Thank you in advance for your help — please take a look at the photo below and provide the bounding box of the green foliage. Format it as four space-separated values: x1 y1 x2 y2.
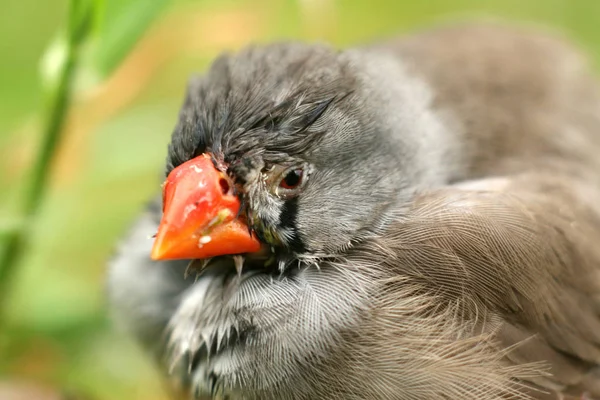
0 0 170 395
0 0 95 321
90 0 170 78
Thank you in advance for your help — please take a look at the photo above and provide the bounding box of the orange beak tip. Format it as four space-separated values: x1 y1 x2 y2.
149 229 176 261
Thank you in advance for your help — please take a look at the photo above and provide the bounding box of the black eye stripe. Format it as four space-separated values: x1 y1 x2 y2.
278 197 306 254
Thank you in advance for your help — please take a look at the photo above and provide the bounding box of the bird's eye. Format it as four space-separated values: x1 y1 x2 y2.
279 169 304 189
270 165 309 199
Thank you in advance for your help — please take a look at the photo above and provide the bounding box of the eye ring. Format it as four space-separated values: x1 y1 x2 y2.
274 165 308 198
279 169 303 189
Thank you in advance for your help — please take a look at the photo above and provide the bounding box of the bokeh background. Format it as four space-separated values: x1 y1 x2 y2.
1 0 599 399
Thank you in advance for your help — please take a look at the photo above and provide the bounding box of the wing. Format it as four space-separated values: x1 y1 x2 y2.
377 173 600 399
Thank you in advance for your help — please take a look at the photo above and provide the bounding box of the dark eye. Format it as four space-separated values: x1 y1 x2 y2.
279 169 304 189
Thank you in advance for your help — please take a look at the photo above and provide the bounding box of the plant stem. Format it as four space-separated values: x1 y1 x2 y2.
0 0 92 322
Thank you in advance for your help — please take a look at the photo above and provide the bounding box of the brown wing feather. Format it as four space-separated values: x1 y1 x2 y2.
367 174 600 398
363 23 600 399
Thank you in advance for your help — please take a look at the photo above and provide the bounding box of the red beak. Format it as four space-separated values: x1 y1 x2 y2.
150 154 262 260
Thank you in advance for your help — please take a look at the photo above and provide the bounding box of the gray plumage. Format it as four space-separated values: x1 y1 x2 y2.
108 22 600 399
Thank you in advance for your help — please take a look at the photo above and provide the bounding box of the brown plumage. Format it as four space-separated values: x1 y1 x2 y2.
366 23 600 398
368 23 600 398
108 22 600 399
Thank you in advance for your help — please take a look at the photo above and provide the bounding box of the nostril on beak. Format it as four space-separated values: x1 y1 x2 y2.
219 178 231 195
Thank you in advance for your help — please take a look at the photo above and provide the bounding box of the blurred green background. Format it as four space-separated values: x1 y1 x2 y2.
1 0 599 399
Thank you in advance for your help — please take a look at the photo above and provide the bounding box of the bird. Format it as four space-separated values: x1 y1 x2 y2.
107 21 600 400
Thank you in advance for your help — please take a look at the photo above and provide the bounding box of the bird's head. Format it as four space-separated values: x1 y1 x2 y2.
138 41 453 398
150 42 447 272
